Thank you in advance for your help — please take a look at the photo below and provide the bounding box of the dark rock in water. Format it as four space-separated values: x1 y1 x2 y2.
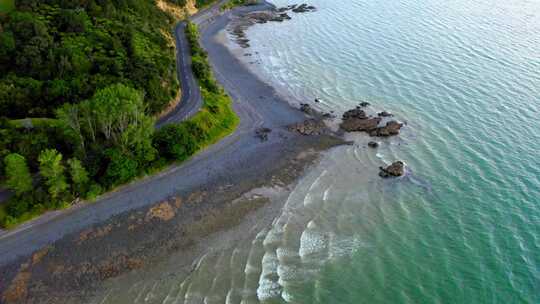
368 141 379 148
287 119 326 136
379 161 405 178
369 120 403 137
342 108 367 120
292 3 317 13
299 103 316 115
358 101 371 107
255 127 272 141
341 116 381 132
341 106 404 135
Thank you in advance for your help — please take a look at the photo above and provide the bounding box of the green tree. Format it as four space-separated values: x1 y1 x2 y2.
67 158 89 196
3 153 33 196
38 149 68 200
153 124 198 161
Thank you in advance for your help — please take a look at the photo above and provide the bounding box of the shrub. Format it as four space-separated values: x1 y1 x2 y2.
153 124 198 161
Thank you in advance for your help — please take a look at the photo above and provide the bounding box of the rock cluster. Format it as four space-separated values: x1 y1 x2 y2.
379 161 405 178
278 3 317 13
340 106 403 137
230 4 316 48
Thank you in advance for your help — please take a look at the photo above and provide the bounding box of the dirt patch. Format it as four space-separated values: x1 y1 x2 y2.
156 0 196 21
31 247 51 266
2 268 31 303
145 202 176 222
187 191 207 204
77 224 113 245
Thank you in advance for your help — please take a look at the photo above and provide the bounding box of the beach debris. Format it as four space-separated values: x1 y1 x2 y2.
287 119 325 135
368 141 379 148
255 127 272 141
379 161 405 178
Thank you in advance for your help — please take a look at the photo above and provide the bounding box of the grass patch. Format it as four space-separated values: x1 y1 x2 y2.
222 0 258 11
9 118 59 129
0 204 6 224
0 0 14 14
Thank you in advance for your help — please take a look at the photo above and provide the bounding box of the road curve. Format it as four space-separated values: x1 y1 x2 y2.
0 1 228 246
156 0 230 128
0 1 306 267
156 22 202 128
0 1 229 204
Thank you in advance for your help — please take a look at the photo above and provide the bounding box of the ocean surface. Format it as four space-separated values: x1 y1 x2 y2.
90 0 540 303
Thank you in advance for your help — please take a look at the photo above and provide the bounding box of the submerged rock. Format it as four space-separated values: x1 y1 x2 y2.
358 101 371 107
368 141 379 148
379 161 405 178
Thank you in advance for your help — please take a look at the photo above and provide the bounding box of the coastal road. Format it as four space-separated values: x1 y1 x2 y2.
155 21 202 128
0 1 228 204
156 0 230 128
0 1 308 266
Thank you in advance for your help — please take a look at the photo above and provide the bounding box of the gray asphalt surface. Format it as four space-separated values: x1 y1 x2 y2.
155 22 202 128
0 1 308 267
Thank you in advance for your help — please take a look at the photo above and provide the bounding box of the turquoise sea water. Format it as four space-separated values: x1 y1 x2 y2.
90 0 539 303
241 0 540 302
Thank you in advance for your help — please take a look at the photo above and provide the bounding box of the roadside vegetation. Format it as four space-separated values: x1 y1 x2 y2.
0 1 237 228
222 0 258 11
0 0 14 14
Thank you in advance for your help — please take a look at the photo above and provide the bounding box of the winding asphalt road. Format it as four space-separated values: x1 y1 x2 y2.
155 22 202 128
157 0 230 127
0 1 230 203
0 1 304 268
0 1 229 251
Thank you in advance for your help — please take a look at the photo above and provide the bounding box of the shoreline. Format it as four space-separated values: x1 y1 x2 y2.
0 3 346 303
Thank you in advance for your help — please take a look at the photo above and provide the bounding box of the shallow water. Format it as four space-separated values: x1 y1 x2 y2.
89 0 540 303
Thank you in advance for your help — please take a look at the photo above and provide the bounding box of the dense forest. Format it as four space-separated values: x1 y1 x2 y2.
0 0 237 227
